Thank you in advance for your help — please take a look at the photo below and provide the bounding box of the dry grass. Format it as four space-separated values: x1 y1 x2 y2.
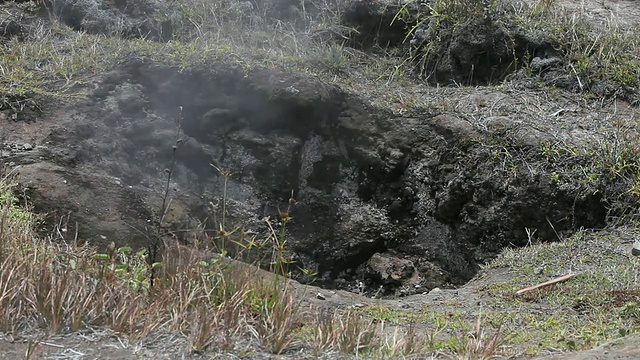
0 170 297 354
445 316 506 360
0 166 512 358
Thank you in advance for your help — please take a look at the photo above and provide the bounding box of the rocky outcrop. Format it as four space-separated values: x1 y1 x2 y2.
340 0 562 85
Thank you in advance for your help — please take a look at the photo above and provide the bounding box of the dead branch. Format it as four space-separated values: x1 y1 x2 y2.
516 273 578 296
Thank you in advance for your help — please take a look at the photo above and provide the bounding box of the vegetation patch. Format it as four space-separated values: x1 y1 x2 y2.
0 169 516 358
481 228 640 353
350 227 640 357
388 0 640 98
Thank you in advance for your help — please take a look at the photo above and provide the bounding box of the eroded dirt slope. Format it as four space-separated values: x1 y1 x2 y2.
2 0 640 358
5 58 636 296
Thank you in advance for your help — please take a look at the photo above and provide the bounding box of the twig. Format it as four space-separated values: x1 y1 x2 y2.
64 348 86 356
569 63 583 92
546 216 562 241
38 341 65 348
516 273 578 296
149 106 183 287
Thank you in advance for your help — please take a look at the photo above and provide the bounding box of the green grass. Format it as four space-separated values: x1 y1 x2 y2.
480 229 640 353
353 229 640 356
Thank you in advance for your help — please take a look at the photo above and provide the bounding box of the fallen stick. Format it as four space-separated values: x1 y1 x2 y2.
516 273 578 296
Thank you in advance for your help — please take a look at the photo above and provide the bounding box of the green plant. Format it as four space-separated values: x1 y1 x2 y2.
619 302 640 322
312 43 351 73
446 315 505 359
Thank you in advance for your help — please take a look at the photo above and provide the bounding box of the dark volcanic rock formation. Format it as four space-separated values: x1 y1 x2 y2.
2 60 607 295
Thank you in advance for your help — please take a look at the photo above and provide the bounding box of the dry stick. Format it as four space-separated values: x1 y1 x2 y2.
546 216 562 241
149 106 183 287
569 63 584 92
516 273 578 296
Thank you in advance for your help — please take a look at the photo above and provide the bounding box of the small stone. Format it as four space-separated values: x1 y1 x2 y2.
316 293 326 300
285 86 299 94
22 143 33 151
531 56 562 71
632 241 640 256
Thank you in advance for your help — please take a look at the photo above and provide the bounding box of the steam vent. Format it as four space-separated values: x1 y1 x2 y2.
3 0 640 357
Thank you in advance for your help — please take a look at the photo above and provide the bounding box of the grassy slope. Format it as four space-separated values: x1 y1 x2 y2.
363 229 640 357
482 228 640 354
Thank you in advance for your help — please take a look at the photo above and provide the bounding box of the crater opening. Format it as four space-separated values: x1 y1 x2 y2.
25 61 609 298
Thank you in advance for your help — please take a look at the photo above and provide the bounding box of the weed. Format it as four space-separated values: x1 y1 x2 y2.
445 315 505 359
312 43 352 74
337 308 378 354
378 320 423 357
250 285 299 354
0 171 306 353
188 303 218 352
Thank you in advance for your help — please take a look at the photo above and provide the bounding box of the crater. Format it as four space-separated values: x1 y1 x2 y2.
11 61 609 297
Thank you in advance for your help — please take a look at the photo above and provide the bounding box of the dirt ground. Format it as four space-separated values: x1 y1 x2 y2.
558 0 640 28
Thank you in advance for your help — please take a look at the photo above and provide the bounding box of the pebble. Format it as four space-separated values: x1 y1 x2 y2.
22 143 33 151
632 241 640 257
